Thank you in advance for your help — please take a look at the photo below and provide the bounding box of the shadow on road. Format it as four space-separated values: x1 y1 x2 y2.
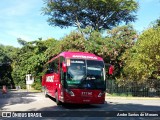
0 90 38 110
44 95 102 110
38 95 160 111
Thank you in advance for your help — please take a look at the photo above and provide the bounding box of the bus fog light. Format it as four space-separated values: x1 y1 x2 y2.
98 92 105 97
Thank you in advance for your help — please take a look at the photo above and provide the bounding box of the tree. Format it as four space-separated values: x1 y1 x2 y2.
152 17 160 28
104 25 137 77
0 45 17 87
42 0 138 30
0 45 11 64
11 38 57 89
53 25 137 77
120 27 160 85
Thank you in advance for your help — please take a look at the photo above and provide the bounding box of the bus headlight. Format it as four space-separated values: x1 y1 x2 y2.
65 89 75 96
98 92 105 97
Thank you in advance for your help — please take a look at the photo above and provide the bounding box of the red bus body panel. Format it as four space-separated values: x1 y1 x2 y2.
63 89 105 104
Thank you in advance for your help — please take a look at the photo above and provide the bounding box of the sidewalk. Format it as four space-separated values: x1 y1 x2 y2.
106 95 160 100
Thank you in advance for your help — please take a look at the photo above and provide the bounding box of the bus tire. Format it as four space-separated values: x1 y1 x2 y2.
55 92 61 105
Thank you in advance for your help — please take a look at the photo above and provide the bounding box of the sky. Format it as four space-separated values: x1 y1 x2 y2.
0 0 160 47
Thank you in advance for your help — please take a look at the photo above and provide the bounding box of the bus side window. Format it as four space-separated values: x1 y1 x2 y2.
46 68 54 74
55 59 59 73
49 59 59 73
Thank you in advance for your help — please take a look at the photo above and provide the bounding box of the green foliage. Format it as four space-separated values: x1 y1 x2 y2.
152 17 160 28
110 93 133 97
32 78 42 90
42 0 138 30
18 80 26 89
0 45 12 64
121 27 160 85
0 45 17 86
61 31 86 51
17 38 28 46
11 38 56 89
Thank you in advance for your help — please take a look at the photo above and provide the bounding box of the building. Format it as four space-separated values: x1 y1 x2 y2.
26 74 34 90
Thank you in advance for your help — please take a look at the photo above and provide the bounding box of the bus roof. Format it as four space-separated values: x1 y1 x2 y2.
48 51 103 63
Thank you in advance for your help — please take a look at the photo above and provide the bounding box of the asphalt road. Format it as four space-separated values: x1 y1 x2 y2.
0 90 160 120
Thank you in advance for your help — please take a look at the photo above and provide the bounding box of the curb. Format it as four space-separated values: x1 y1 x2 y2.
106 96 160 100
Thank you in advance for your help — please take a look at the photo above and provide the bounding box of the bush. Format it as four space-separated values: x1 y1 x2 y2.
34 83 42 90
32 79 42 90
18 81 26 89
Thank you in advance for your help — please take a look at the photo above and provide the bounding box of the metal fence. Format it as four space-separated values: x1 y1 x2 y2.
106 79 160 97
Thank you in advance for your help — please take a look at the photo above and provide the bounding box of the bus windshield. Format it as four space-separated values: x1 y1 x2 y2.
66 59 105 90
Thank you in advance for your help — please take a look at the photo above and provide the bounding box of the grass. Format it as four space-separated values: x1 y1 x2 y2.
23 89 42 92
7 89 42 93
107 93 133 97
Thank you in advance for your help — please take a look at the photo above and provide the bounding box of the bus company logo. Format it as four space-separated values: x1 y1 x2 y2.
46 76 54 82
81 92 92 96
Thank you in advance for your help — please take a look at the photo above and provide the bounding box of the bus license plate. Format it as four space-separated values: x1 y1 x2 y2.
83 100 90 102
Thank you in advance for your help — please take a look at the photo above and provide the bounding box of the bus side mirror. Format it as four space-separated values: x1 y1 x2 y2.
62 62 67 73
109 65 114 75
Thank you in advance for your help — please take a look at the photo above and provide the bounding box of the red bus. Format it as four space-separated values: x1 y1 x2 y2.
42 51 106 105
